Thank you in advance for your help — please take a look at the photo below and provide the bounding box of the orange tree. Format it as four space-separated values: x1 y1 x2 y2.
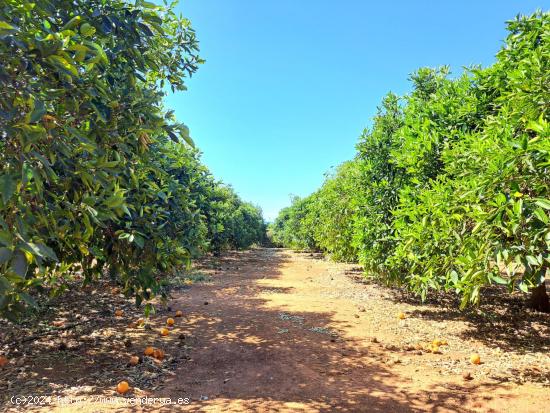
388 12 549 310
269 195 318 251
271 12 549 311
0 0 202 318
0 0 264 319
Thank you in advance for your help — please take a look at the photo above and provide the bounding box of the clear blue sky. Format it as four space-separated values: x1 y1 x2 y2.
164 0 547 221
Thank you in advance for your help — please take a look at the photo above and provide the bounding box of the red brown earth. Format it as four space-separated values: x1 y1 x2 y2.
1 248 549 412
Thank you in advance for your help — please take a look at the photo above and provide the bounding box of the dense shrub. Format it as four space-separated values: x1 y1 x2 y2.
270 195 318 251
389 12 549 309
271 11 549 310
205 184 266 252
311 161 361 262
352 93 405 275
0 0 264 319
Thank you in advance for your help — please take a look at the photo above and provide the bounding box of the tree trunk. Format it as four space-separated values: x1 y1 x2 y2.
529 281 550 313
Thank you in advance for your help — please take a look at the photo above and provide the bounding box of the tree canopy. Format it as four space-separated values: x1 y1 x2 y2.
270 11 549 311
0 0 265 319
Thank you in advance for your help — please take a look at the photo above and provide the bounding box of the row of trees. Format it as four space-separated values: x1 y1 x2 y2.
270 12 549 311
0 0 265 319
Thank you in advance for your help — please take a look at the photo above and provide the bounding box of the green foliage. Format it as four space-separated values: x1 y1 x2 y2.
390 12 549 306
269 160 360 261
272 11 549 308
270 195 318 251
311 161 361 262
205 184 266 252
0 0 264 319
352 93 405 275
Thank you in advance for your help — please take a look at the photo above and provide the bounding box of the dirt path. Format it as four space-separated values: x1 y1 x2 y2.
157 248 548 412
3 248 549 412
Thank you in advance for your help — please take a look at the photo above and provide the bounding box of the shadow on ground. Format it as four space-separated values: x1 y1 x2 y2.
143 248 518 413
339 258 550 358
5 248 543 412
376 283 550 357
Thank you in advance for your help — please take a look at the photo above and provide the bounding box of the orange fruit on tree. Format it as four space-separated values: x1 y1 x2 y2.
175 310 183 317
166 318 175 326
0 356 8 368
144 346 155 356
114 309 123 317
153 348 165 360
116 381 130 394
160 328 169 336
470 353 481 365
129 356 139 366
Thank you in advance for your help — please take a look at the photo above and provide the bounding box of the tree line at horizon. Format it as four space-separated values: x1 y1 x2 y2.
270 11 550 312
0 0 265 320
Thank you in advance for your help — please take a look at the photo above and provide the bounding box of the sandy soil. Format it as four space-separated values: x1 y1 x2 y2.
1 248 549 412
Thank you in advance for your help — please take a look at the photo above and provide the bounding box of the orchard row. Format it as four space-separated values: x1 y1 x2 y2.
270 12 550 311
0 0 265 319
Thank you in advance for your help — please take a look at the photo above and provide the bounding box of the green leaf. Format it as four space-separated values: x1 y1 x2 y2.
11 251 28 278
61 15 81 31
526 255 540 266
0 20 16 34
0 275 10 293
104 195 124 208
133 235 145 248
34 243 58 261
179 124 194 147
139 1 159 8
491 275 508 285
526 118 545 133
138 22 154 36
0 174 17 203
30 99 47 123
70 44 89 62
80 23 96 37
533 208 548 224
449 270 458 285
0 247 12 265
0 230 12 247
19 292 37 308
46 55 79 77
534 198 550 210
90 101 111 122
